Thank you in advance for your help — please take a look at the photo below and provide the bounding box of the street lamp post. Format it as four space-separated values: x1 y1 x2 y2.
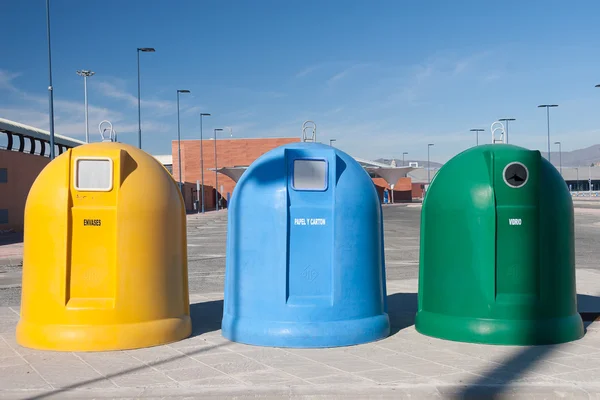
214 128 224 211
576 167 579 191
76 70 95 143
329 139 336 146
554 141 562 175
137 47 155 149
46 0 56 159
538 104 558 163
427 143 434 185
498 118 515 143
402 152 408 166
176 89 191 193
199 113 211 214
470 129 484 146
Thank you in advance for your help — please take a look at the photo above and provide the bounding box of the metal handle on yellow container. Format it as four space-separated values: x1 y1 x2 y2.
99 120 116 142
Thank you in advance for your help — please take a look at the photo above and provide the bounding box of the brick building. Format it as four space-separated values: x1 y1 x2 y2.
171 137 419 212
171 137 301 211
0 117 422 232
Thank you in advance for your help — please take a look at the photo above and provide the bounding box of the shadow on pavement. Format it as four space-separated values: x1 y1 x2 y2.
25 299 227 399
578 294 600 329
189 300 223 337
385 291 600 398
386 292 417 335
454 345 561 399
20 292 600 399
0 231 23 246
453 293 600 399
26 341 228 400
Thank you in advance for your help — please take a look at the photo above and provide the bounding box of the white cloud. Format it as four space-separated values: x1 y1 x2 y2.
414 64 434 82
223 87 287 101
0 70 21 92
367 51 498 110
0 69 171 139
182 105 208 116
96 81 175 114
483 72 502 82
96 81 138 106
221 109 256 120
295 64 322 78
327 63 372 86
453 50 493 75
0 108 48 128
265 91 287 99
323 107 344 116
454 60 469 75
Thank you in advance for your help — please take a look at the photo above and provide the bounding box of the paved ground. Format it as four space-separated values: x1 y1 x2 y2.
0 204 599 399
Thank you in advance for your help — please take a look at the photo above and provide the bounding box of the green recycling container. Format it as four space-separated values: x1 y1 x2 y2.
416 144 584 345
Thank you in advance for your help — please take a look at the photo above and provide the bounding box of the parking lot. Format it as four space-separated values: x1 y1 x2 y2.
2 202 600 307
1 203 600 398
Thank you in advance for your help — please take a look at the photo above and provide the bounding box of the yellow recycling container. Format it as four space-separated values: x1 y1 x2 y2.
16 142 191 351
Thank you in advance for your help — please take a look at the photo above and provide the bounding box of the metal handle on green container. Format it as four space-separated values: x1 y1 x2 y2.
491 121 506 144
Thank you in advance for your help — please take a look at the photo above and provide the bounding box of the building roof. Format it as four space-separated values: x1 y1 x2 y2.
560 166 600 181
153 154 173 165
364 166 418 186
0 117 85 148
208 158 423 185
211 167 248 183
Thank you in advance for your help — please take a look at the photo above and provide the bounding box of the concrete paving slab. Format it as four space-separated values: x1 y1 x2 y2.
1 284 600 398
0 205 600 398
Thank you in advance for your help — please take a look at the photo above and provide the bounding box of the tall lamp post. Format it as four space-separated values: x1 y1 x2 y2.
470 128 484 146
427 143 434 185
214 128 224 211
402 152 408 166
554 141 562 175
498 118 515 143
199 113 211 213
137 47 155 149
329 139 336 146
46 0 56 159
176 89 191 192
76 70 95 143
538 104 558 162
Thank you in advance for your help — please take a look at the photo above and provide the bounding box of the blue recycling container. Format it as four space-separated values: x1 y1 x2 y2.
221 142 390 348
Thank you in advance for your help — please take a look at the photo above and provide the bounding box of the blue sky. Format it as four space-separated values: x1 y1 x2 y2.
1 0 600 162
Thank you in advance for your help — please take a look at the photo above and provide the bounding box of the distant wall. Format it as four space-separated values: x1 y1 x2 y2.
0 150 49 231
172 138 421 211
412 182 425 199
174 138 301 211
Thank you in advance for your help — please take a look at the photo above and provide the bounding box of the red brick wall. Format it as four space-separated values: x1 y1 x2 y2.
173 138 301 211
0 150 50 231
172 139 418 211
412 182 425 198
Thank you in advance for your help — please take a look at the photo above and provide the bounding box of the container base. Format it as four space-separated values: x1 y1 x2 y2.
415 310 584 345
16 316 192 352
221 313 390 348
